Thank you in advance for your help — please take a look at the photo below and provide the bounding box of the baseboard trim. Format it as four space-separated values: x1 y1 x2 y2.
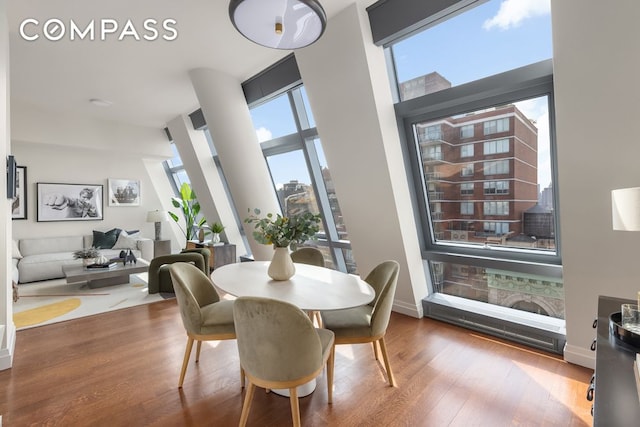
393 299 422 318
0 323 16 371
564 343 595 369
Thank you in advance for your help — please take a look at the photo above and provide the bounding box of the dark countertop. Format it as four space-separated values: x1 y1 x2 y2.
594 295 640 426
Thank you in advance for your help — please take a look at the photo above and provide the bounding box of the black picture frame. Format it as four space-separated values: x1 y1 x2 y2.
12 166 27 220
6 155 16 199
36 182 103 222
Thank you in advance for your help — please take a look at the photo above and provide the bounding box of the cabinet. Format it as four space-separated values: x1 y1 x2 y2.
593 295 640 426
185 241 236 270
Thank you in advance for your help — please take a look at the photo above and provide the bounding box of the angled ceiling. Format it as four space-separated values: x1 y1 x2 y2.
7 0 370 129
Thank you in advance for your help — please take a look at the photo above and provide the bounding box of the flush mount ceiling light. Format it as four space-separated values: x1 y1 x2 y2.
229 0 327 50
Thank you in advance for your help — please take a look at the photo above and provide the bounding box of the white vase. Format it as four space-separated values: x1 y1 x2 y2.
268 247 295 281
211 233 221 244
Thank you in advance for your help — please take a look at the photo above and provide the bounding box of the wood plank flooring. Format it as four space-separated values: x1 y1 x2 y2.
0 299 594 426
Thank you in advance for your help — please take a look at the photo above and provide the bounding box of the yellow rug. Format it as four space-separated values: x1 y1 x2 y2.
14 298 82 328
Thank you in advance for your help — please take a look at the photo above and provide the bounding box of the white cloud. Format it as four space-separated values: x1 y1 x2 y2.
483 0 550 31
255 126 272 143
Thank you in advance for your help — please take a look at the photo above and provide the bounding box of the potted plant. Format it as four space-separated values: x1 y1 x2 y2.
169 182 207 245
244 208 321 280
208 221 225 244
73 247 101 266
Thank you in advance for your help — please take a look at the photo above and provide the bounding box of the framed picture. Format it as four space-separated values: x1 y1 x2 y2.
11 166 27 220
108 178 140 206
37 183 103 222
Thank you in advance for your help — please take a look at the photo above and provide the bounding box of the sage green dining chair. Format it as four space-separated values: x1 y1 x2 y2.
320 260 399 387
169 262 239 388
233 296 335 427
291 247 325 268
291 247 325 326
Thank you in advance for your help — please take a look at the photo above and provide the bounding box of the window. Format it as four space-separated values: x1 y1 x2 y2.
461 163 474 177
483 201 509 216
389 0 562 322
484 160 509 175
460 182 474 195
483 118 509 135
423 124 442 141
461 143 474 158
424 144 442 161
484 180 509 195
484 138 509 155
483 222 509 235
250 85 356 273
460 202 474 215
460 125 474 139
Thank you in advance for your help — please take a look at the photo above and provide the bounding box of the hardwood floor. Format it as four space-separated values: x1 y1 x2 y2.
0 299 593 426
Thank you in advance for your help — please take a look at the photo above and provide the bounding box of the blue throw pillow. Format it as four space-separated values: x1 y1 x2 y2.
93 228 121 249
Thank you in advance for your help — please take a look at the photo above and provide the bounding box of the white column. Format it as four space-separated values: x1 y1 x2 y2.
167 114 248 256
295 3 427 317
0 0 15 371
189 68 279 261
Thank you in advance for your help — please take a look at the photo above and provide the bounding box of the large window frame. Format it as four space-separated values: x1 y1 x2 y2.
250 85 354 273
396 59 562 278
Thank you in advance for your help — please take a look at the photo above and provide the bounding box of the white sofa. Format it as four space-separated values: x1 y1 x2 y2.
15 234 153 283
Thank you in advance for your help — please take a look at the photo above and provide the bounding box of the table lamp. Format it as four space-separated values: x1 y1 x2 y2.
146 210 170 241
612 187 640 308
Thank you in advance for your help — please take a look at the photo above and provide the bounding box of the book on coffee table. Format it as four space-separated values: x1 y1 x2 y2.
86 262 118 269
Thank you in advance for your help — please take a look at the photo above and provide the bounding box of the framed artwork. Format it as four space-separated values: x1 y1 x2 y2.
37 183 103 222
11 166 27 220
108 178 140 206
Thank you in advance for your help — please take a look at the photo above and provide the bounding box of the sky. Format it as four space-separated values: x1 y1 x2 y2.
249 0 553 189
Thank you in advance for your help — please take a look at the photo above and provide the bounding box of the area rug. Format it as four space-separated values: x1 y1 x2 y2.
13 272 172 330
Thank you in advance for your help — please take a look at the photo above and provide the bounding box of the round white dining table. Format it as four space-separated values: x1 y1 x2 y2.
211 261 375 311
211 261 375 398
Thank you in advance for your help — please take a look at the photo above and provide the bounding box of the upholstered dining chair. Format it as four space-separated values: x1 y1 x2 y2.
233 296 335 427
291 247 325 267
320 260 400 387
291 247 325 326
168 262 238 388
148 248 209 294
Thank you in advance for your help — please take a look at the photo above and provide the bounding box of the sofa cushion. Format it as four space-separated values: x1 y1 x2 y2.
19 236 83 257
12 240 23 259
113 230 140 250
93 228 121 249
18 253 80 283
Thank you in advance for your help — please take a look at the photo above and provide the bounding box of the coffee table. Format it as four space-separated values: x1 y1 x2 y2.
62 259 149 289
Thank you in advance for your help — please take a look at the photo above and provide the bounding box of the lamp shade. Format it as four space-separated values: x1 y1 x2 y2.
146 210 169 223
229 0 327 50
612 187 640 231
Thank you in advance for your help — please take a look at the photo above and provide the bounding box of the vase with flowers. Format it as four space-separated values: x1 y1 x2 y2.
244 208 321 280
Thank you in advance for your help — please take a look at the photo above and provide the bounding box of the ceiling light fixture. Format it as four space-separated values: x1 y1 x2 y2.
229 0 327 50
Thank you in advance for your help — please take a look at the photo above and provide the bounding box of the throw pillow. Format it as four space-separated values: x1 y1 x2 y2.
113 230 140 250
12 240 22 259
93 228 121 249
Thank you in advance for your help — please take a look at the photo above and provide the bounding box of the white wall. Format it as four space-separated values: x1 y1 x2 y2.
0 0 15 371
553 0 640 367
11 141 167 241
296 3 428 317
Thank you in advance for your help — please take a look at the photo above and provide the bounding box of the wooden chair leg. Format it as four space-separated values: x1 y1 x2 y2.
289 387 301 427
239 382 256 427
327 346 335 404
372 340 379 360
378 337 396 387
195 340 203 363
240 367 245 388
178 336 195 388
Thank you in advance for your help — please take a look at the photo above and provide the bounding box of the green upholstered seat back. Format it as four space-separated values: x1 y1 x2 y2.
365 260 400 337
169 262 221 335
291 247 325 267
233 296 324 383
